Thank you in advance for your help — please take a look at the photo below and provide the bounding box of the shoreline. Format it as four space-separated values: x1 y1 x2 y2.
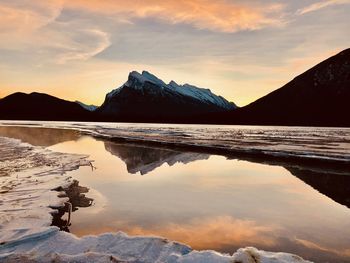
1 121 349 173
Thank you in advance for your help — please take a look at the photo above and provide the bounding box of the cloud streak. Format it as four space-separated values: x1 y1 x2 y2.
0 1 349 106
297 0 350 15
55 28 111 64
0 0 62 35
0 1 111 63
65 0 286 33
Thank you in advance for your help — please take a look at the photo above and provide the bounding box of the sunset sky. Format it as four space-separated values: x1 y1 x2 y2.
0 0 349 106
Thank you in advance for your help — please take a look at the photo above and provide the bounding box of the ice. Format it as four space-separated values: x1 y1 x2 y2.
0 230 312 262
1 121 349 165
0 136 90 244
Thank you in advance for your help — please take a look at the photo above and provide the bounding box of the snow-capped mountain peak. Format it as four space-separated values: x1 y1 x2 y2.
100 70 237 119
106 71 168 99
141 71 167 87
168 80 236 110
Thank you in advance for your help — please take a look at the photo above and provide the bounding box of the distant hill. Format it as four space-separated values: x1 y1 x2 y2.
97 71 236 122
0 92 92 121
221 48 350 127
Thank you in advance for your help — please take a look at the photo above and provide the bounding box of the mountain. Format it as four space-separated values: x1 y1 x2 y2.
224 48 350 127
97 71 236 122
0 92 92 121
75 101 98 112
1 49 349 126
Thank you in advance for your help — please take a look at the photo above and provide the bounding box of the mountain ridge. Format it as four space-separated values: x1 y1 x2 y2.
0 92 92 121
0 48 349 126
97 70 236 122
221 48 350 127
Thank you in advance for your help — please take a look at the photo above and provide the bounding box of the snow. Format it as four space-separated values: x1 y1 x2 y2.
75 101 98 112
0 136 91 244
140 70 167 87
105 71 236 110
168 81 236 110
0 230 312 263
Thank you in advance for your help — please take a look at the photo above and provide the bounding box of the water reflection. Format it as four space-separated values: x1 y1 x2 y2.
0 126 80 147
104 141 209 175
104 140 350 208
1 126 349 263
48 137 350 263
285 167 350 208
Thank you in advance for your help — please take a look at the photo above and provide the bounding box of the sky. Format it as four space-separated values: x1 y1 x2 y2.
0 0 349 107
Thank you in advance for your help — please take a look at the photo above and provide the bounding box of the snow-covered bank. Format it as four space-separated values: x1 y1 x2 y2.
0 135 312 263
0 136 90 244
0 230 312 263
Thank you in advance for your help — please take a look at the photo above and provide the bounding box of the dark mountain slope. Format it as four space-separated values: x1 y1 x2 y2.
0 92 92 121
226 48 350 127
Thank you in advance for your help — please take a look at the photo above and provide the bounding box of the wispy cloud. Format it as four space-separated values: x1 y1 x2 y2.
0 1 111 63
0 0 349 106
65 0 286 33
0 0 62 35
0 0 286 35
297 0 350 15
55 29 111 64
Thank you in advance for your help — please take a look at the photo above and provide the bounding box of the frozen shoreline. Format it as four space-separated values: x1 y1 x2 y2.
1 121 350 167
0 135 313 262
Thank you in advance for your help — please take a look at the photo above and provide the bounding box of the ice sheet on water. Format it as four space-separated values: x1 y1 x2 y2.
1 121 349 163
0 136 90 244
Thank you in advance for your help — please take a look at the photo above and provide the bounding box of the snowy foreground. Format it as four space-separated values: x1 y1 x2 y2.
0 136 312 263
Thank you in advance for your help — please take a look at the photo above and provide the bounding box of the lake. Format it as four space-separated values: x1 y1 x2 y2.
0 123 349 262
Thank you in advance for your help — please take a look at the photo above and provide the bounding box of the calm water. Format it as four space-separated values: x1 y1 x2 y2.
0 124 350 262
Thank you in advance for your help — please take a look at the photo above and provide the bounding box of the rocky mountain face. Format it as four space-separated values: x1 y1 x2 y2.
97 71 236 122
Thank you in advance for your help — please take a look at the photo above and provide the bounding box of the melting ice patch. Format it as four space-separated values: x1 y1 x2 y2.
0 136 91 244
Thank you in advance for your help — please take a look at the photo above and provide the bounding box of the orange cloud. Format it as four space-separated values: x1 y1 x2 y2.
0 1 285 34
65 0 285 32
0 1 61 35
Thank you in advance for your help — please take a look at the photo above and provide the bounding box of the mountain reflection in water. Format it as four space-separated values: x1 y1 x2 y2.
103 140 350 209
104 141 209 175
1 126 350 263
